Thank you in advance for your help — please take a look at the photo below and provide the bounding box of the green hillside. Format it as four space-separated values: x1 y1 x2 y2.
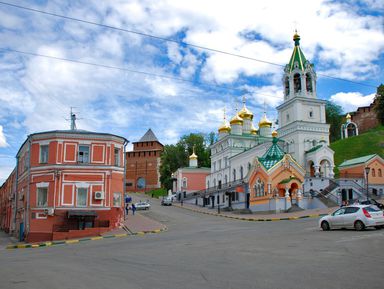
330 125 384 175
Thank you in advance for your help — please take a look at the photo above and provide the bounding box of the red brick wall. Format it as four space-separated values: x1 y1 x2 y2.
351 102 379 133
126 141 163 192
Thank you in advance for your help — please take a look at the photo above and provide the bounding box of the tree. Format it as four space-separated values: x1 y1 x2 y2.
159 132 213 190
374 84 384 125
325 101 343 142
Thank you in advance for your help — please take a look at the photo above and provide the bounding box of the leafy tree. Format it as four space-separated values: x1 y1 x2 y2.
374 84 384 125
159 132 213 190
325 101 343 142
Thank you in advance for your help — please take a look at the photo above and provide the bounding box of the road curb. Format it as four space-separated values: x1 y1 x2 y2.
6 227 167 250
175 204 328 222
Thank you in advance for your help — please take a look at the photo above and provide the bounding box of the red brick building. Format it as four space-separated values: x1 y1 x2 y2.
125 129 163 193
350 99 379 133
0 130 127 242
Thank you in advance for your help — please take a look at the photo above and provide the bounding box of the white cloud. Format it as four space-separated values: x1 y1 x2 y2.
0 125 8 147
330 92 376 113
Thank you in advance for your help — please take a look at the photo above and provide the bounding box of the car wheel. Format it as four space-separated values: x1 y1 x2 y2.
354 220 365 231
321 221 330 231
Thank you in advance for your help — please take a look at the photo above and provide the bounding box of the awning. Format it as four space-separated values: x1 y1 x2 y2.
67 210 97 218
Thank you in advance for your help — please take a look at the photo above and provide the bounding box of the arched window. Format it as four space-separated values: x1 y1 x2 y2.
182 177 188 188
233 169 236 181
294 74 301 93
306 73 313 92
284 77 289 96
378 169 382 177
309 109 313 118
240 166 244 179
137 177 146 189
372 169 376 177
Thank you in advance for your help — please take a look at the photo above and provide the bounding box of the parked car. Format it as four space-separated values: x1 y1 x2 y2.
319 205 384 231
161 197 173 206
360 199 384 210
134 201 151 210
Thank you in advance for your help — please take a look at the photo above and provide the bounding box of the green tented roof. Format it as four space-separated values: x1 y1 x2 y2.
258 138 285 170
305 145 322 154
338 154 376 168
288 36 308 72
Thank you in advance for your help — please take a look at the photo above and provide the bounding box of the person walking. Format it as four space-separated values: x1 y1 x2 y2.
132 203 136 215
125 203 129 215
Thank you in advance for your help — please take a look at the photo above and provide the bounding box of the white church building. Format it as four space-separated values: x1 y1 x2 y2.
197 33 335 212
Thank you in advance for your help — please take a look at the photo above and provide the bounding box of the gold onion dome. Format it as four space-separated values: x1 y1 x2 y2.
250 123 258 135
259 113 272 128
230 112 243 125
272 130 278 138
218 119 231 133
239 105 253 120
189 147 198 160
346 113 351 120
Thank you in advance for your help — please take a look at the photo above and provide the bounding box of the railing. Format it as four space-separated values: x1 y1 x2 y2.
184 179 246 200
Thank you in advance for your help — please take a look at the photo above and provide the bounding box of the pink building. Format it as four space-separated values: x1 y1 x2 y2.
0 129 128 242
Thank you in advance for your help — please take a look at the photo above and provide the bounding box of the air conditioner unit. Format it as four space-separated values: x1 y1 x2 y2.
94 191 105 200
44 208 54 216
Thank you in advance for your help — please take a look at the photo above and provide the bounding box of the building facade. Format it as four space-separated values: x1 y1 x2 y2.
193 33 335 212
125 129 163 193
350 99 379 133
0 130 127 242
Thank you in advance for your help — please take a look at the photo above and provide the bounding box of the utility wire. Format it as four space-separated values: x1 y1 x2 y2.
0 1 377 88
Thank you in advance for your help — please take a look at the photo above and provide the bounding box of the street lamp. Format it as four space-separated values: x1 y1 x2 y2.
364 167 370 201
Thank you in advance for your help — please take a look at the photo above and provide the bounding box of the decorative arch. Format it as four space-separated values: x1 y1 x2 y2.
294 73 301 93
306 73 313 93
284 76 290 96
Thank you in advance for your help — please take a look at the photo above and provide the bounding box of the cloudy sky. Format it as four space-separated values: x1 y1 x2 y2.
0 0 383 183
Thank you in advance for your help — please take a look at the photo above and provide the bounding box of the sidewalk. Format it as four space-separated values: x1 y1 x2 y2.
0 230 18 250
105 212 167 235
173 202 337 221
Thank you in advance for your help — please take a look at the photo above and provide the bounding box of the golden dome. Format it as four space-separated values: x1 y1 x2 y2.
259 113 272 128
272 130 278 137
189 146 198 160
250 123 258 135
218 119 231 134
230 112 243 125
346 113 351 120
239 105 253 120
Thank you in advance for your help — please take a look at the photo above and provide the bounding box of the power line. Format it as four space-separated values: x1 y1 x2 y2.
0 1 377 88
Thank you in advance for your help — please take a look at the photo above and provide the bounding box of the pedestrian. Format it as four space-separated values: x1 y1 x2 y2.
125 203 129 215
132 203 136 215
181 199 183 206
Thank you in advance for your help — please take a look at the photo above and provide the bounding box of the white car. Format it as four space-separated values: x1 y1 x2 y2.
134 201 151 210
319 205 384 231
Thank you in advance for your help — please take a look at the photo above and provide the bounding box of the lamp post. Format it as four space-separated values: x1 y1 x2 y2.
364 167 370 202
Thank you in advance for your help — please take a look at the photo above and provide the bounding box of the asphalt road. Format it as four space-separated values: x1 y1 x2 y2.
1 199 384 289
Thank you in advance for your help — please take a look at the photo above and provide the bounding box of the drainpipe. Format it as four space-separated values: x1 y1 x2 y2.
25 138 32 236
13 156 19 234
123 139 129 219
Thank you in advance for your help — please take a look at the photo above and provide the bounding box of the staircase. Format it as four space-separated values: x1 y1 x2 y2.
315 179 339 207
286 204 304 213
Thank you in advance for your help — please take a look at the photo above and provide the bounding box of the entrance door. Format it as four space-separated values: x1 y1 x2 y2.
19 222 24 241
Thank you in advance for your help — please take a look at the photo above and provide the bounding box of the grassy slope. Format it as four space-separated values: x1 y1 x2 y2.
330 125 384 175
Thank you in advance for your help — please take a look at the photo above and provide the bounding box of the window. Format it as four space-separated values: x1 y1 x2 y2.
37 187 48 207
77 188 88 207
182 177 187 188
78 145 90 163
293 73 301 93
222 194 225 203
233 169 236 181
240 166 244 179
309 110 313 118
378 169 382 177
218 160 222 170
306 73 313 92
224 175 228 184
284 77 289 96
286 114 290 122
40 145 49 164
344 207 359 214
114 148 121 166
213 162 216 172
113 192 121 207
372 169 376 177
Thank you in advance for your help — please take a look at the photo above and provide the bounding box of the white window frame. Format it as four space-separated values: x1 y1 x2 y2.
76 187 88 207
114 148 121 166
182 177 187 188
40 145 49 164
113 192 121 207
36 186 48 207
78 145 90 164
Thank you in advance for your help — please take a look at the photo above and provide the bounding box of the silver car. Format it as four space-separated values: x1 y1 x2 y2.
319 205 384 231
134 201 151 210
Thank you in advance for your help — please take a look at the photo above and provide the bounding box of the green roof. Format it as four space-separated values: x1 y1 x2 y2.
288 34 308 73
258 138 285 170
305 145 322 154
338 154 376 168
